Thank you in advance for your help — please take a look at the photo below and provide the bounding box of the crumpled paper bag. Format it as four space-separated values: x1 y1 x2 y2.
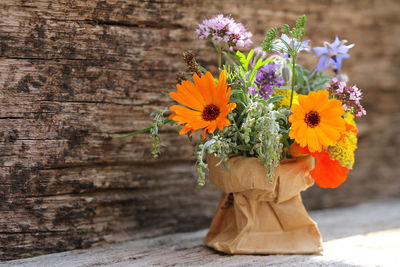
204 154 323 254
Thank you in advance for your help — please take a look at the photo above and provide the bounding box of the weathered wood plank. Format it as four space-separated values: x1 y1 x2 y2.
1 0 399 261
4 199 400 266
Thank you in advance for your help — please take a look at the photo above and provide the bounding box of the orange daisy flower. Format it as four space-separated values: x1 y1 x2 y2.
289 90 346 153
168 70 236 139
299 146 349 188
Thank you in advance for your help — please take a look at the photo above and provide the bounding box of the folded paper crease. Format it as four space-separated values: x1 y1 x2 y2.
204 154 323 254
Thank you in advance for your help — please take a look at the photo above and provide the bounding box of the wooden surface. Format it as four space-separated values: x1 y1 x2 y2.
4 199 400 266
1 0 400 260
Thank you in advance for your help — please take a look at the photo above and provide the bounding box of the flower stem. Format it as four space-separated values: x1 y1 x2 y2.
289 55 296 108
113 119 171 138
218 49 222 70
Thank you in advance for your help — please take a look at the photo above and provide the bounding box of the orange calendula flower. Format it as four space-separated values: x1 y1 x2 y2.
299 146 349 188
168 70 236 139
289 90 346 153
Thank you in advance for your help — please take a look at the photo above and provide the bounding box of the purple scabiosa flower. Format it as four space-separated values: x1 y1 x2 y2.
196 14 252 50
327 77 366 119
248 63 284 99
314 36 354 71
274 34 311 57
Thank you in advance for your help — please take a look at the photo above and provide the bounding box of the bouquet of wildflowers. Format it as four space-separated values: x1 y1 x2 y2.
122 14 366 188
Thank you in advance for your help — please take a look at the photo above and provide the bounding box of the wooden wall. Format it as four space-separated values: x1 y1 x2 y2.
0 0 399 260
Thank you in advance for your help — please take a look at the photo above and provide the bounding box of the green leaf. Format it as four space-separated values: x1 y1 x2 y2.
235 50 254 72
255 58 273 70
198 64 207 73
230 98 247 107
266 95 284 105
273 111 288 123
236 50 247 70
221 160 230 172
230 89 243 96
230 89 243 94
245 49 254 71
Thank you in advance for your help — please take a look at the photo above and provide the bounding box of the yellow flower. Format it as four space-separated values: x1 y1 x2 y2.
272 89 299 107
328 113 358 169
289 90 346 152
344 112 356 129
169 70 236 139
328 132 357 169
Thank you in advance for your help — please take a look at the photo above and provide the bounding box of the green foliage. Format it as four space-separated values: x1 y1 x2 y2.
232 50 274 91
239 98 283 182
281 24 290 34
262 27 277 52
149 108 170 158
293 14 307 40
296 14 307 30
293 64 331 95
195 95 286 184
262 14 307 57
236 50 254 71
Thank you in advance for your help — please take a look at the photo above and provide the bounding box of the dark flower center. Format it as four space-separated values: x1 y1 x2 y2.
202 104 220 121
304 111 320 128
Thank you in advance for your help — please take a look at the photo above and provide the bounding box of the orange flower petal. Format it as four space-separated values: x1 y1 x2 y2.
170 90 203 111
215 70 228 107
179 125 192 135
205 72 217 103
169 105 202 122
310 150 349 188
207 120 217 134
202 128 207 139
299 146 349 188
193 73 213 103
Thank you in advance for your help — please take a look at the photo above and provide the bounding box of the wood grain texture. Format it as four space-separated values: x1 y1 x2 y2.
4 199 400 266
0 0 399 260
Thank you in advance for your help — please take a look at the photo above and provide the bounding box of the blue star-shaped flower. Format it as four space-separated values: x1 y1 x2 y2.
313 36 354 71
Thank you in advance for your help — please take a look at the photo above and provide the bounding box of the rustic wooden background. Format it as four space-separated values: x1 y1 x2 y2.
1 0 399 261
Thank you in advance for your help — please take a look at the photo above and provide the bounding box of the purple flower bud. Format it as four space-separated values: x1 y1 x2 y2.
248 63 283 100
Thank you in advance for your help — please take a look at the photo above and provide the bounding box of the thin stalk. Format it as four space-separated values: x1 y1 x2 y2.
289 54 296 108
114 119 171 138
218 48 222 70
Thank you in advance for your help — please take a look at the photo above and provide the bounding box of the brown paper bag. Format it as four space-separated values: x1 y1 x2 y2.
204 154 323 254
